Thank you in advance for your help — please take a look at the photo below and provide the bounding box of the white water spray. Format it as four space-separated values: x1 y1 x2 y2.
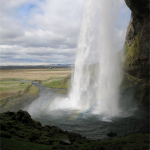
67 0 130 117
46 0 130 119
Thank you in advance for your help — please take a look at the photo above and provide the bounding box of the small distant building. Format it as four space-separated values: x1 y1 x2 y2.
49 67 52 69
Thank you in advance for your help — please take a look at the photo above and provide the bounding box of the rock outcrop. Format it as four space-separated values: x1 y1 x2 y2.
124 0 150 79
0 110 149 150
0 110 85 145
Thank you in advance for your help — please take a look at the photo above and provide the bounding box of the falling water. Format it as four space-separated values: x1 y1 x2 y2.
68 0 130 118
26 0 130 120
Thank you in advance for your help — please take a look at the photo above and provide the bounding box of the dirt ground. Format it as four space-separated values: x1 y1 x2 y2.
0 68 72 81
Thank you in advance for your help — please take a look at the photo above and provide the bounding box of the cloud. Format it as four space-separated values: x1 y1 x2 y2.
0 45 76 65
0 0 130 65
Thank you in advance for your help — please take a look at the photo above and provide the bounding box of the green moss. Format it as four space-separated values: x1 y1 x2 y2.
126 35 140 68
120 72 142 88
120 72 149 107
134 83 149 106
125 44 129 55
1 131 11 138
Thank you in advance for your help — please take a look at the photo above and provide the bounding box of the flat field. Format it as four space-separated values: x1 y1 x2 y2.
0 68 71 81
0 68 71 103
0 80 31 101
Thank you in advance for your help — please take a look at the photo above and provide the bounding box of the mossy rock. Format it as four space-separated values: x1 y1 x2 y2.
134 83 149 107
1 131 11 138
124 35 141 78
0 120 7 129
107 132 117 137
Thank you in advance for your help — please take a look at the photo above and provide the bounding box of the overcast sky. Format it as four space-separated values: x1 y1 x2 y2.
0 0 130 66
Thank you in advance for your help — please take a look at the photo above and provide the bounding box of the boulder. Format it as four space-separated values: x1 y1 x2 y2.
60 139 71 145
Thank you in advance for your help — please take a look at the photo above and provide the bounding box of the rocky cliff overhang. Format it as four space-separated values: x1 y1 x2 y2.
124 0 150 79
125 0 149 18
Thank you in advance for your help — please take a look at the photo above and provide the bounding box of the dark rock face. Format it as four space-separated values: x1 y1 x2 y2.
124 0 150 79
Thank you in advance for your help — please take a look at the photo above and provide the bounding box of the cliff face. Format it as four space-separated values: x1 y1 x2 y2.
124 0 150 79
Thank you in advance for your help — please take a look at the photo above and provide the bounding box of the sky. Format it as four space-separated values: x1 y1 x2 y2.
0 0 130 66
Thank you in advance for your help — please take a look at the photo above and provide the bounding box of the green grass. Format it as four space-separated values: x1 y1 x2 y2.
0 80 30 92
42 80 65 88
0 81 31 101
54 89 67 94
27 84 39 95
1 134 149 150
42 75 71 89
0 81 39 109
1 137 55 150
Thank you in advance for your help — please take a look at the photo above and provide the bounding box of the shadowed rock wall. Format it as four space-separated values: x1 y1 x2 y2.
124 0 150 79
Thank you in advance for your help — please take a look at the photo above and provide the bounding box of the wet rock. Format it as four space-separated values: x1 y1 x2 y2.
0 121 8 130
124 0 150 79
5 111 15 116
11 110 34 126
6 121 12 127
107 132 117 137
67 132 82 139
0 116 3 119
60 139 71 145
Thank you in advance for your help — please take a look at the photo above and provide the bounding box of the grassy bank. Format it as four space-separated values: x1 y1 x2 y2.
41 75 71 89
41 74 71 94
0 80 31 101
0 81 39 111
0 68 71 108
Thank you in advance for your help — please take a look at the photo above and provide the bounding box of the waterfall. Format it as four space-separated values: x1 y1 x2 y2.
69 0 130 118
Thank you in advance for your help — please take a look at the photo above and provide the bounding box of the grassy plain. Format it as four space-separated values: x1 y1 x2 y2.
0 81 31 100
0 68 72 108
41 74 71 89
0 68 71 81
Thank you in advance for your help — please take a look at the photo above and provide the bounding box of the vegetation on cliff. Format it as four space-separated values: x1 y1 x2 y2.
122 0 149 107
124 0 150 79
